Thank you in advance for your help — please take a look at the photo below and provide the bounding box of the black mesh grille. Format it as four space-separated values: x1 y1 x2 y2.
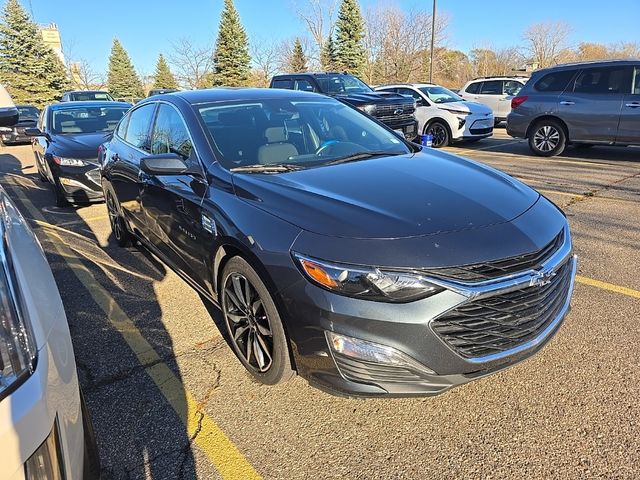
333 354 424 385
431 258 573 359
429 231 564 283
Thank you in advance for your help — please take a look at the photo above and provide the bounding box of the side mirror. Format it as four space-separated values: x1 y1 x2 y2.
0 107 18 128
24 127 44 137
140 153 189 176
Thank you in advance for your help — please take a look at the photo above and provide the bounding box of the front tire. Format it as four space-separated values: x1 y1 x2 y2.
221 257 295 385
80 389 101 480
52 180 68 207
105 186 131 247
424 121 450 148
529 120 567 157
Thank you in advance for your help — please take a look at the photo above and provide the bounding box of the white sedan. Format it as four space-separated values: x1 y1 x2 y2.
375 83 494 148
0 185 99 479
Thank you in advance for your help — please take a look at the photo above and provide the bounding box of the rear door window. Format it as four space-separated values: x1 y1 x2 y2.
503 81 524 96
479 80 503 95
633 67 640 94
294 79 315 92
465 82 481 94
573 67 632 94
271 78 293 89
535 70 578 92
124 103 156 151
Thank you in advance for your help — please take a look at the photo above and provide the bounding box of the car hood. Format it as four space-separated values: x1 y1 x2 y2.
437 101 492 116
50 132 111 158
232 150 539 240
334 91 414 106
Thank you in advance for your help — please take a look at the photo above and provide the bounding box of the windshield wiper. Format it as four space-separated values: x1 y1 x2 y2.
230 163 304 173
326 151 401 166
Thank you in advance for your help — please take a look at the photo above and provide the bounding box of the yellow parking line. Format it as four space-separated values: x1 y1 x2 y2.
576 275 640 300
537 189 584 198
58 214 109 227
6 181 261 480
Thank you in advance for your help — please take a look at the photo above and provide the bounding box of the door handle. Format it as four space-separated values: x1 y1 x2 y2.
560 101 575 106
110 153 119 161
625 102 640 108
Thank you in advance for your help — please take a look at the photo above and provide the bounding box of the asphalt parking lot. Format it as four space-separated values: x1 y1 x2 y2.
1 128 639 479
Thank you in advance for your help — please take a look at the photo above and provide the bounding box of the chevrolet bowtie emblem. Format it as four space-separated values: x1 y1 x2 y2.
529 270 556 287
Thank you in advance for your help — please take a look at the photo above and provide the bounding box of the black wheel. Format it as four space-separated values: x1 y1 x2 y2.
529 120 567 157
80 389 101 480
221 257 295 385
425 121 450 148
36 160 47 182
105 188 131 247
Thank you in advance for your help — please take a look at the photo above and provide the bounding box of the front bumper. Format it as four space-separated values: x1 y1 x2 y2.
0 343 84 479
1 131 31 144
383 119 418 141
54 163 104 202
280 222 576 397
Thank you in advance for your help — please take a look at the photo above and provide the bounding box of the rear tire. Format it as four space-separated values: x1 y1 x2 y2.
105 186 131 247
221 256 295 385
424 121 450 148
528 119 567 157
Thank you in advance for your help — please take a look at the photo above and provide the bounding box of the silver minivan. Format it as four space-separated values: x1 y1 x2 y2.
507 60 640 156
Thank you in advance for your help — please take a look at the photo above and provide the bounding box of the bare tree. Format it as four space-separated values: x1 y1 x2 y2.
168 38 214 89
69 59 106 89
250 40 281 87
293 0 338 67
522 21 573 69
469 45 521 77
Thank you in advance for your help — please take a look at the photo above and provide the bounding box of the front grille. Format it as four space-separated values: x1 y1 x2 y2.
429 230 564 283
431 258 573 359
376 113 416 124
374 103 415 119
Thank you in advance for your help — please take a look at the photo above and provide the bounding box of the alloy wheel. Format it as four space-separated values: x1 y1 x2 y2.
223 273 274 373
106 192 122 241
427 123 448 148
533 125 560 152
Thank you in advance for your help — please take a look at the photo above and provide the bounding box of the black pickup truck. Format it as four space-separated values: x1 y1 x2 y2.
270 72 418 140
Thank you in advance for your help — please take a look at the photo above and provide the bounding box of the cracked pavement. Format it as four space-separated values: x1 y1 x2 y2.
1 130 639 479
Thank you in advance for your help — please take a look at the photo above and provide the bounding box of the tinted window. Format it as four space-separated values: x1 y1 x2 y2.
465 82 481 94
573 67 631 94
271 79 293 89
634 67 640 95
535 70 577 92
70 91 114 101
419 86 463 104
479 80 502 95
124 104 155 151
397 88 422 101
17 106 39 120
151 104 194 162
116 113 130 139
315 75 372 94
503 81 524 96
294 79 315 92
50 105 128 134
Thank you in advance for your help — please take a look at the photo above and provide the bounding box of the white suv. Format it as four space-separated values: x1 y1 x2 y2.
375 83 494 148
459 76 528 124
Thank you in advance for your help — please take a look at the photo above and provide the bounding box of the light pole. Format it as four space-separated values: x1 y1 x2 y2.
429 0 436 83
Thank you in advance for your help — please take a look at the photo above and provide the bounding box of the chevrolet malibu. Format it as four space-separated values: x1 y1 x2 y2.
101 88 576 397
0 186 99 478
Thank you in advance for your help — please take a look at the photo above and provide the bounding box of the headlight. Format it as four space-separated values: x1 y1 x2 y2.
440 107 470 116
52 156 86 167
293 253 444 303
0 239 36 401
357 104 376 115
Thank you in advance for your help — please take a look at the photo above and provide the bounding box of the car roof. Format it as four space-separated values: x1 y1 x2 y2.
49 100 131 109
468 76 528 82
64 90 111 94
16 104 39 108
273 72 352 78
534 59 640 74
163 87 326 105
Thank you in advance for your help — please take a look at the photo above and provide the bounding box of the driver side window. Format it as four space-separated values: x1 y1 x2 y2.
151 104 196 167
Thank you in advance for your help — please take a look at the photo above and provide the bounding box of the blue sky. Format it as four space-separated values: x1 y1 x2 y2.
27 0 640 75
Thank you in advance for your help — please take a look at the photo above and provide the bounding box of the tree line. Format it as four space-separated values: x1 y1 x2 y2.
1 0 638 107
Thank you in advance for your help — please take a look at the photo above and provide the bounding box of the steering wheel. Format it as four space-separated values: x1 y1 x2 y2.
315 140 339 157
315 141 363 157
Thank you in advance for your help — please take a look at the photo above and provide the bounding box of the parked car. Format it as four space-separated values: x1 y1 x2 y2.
61 90 115 102
375 83 494 147
0 105 39 145
459 76 528 125
508 60 640 156
147 88 179 97
26 101 131 206
101 88 576 397
0 84 18 126
270 72 418 140
0 185 100 479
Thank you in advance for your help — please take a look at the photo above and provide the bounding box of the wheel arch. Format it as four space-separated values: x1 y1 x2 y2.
526 115 570 141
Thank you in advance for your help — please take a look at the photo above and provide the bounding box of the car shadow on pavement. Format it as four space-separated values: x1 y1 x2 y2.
0 150 198 480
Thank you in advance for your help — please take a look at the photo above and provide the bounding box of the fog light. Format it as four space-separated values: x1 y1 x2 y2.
24 424 63 480
326 331 434 374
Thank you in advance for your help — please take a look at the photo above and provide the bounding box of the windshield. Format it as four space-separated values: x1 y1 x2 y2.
17 106 38 119
70 92 114 101
198 98 411 171
419 86 463 104
50 106 129 135
316 75 373 95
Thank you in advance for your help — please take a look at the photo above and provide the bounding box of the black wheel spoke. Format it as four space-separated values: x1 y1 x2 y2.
225 288 244 311
232 275 247 309
233 324 250 341
227 312 247 324
255 317 272 336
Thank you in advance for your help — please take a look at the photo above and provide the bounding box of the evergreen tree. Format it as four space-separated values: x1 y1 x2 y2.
320 34 337 71
334 0 366 76
212 0 251 86
0 0 69 107
107 39 144 100
152 54 177 89
289 38 307 73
